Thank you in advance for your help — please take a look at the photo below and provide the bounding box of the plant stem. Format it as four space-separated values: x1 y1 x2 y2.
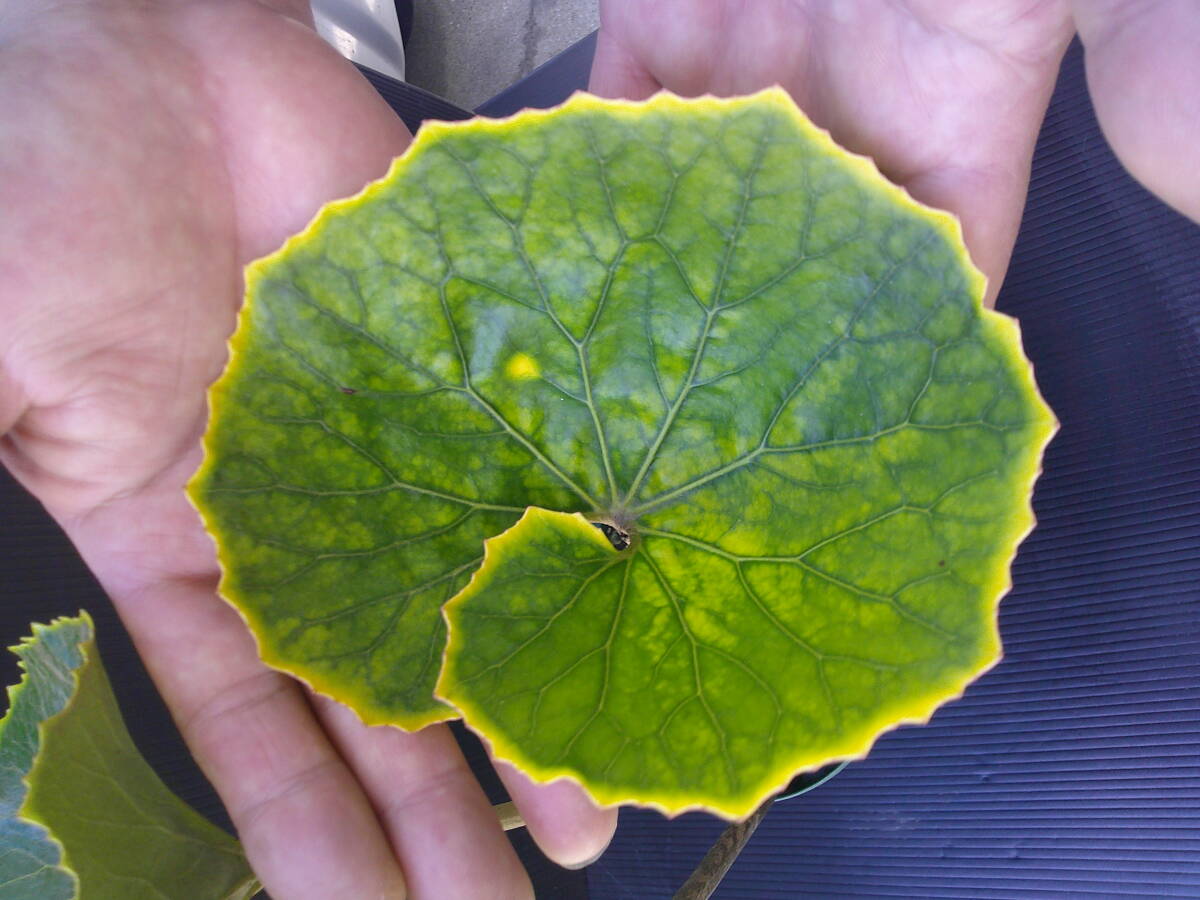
495 794 770 899
673 797 773 900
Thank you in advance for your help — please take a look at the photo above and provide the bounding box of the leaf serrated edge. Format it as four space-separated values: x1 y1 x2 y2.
425 91 1059 818
0 612 90 899
3 612 262 900
183 119 473 729
188 87 1057 746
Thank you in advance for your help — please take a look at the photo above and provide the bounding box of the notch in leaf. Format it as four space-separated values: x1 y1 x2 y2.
593 521 631 551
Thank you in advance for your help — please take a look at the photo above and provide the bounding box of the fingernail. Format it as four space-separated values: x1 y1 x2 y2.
561 845 608 870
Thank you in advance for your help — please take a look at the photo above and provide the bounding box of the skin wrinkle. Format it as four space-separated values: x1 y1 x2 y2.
0 4 239 516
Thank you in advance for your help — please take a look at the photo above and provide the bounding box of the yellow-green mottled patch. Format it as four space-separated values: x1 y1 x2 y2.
506 353 541 379
191 90 1054 813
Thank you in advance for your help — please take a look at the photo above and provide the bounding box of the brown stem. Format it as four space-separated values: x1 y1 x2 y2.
672 797 773 900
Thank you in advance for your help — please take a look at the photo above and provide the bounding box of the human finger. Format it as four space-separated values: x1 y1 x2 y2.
311 695 534 900
1073 0 1200 222
901 163 1034 308
118 579 408 898
589 25 661 100
493 759 618 869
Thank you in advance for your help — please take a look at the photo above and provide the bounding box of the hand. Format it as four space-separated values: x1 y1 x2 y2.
590 0 1200 306
0 2 614 897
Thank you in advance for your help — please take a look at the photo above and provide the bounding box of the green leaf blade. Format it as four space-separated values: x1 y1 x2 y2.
0 613 257 899
194 89 1054 812
0 619 85 900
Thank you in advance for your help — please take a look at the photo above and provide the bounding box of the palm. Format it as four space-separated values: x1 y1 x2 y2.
1 2 612 897
591 0 1076 303
3 2 408 517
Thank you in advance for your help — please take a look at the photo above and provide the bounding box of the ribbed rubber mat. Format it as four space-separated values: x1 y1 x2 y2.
356 65 474 131
586 40 1200 900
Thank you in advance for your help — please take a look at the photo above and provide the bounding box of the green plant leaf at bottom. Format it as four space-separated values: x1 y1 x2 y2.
0 613 258 900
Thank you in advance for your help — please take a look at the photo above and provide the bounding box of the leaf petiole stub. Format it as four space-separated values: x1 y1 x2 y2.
592 520 632 551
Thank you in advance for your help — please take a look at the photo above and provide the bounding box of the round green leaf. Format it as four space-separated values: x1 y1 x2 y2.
190 90 1054 811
